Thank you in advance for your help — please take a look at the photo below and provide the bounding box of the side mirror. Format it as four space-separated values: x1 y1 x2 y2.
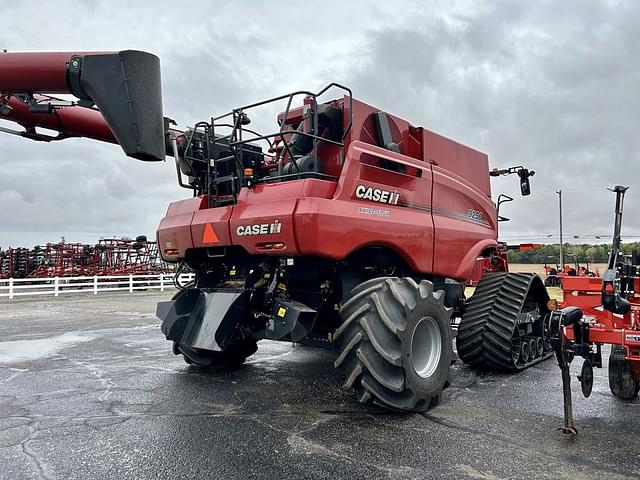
518 168 534 196
489 165 535 196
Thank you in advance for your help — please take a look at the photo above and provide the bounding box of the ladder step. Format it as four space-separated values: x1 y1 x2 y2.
214 198 236 206
212 175 236 183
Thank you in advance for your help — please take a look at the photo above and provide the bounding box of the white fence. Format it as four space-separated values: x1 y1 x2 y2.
0 273 196 299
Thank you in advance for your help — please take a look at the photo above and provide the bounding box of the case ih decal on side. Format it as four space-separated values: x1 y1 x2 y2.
354 184 400 205
236 220 282 236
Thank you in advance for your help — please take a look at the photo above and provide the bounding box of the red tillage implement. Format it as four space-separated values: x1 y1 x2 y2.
550 186 639 433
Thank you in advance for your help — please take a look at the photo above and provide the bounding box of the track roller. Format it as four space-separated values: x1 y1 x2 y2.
520 341 530 364
528 338 538 360
335 277 453 412
535 337 544 358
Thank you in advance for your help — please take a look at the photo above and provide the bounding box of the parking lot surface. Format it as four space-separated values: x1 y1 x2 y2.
1 293 639 479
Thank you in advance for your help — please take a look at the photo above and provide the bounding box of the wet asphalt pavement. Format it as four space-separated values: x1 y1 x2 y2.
0 293 639 480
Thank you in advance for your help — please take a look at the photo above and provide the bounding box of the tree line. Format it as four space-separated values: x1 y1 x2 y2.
506 242 640 265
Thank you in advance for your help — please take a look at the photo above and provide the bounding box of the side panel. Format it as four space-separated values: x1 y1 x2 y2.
431 165 498 280
422 130 491 198
295 141 435 273
230 200 299 254
228 178 338 255
236 178 337 204
293 197 433 272
156 197 204 261
191 205 234 249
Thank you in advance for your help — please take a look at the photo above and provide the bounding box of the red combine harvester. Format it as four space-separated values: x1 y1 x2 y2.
549 186 640 433
1 50 549 411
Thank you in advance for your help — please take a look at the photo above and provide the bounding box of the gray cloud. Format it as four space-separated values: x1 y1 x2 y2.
1 0 638 249
347 0 640 241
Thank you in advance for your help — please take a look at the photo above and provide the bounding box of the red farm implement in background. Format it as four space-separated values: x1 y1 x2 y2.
0 247 33 279
29 242 99 277
550 186 640 433
544 255 598 287
94 236 168 275
0 237 172 279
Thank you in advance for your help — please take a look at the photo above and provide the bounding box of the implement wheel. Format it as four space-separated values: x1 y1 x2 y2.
609 345 640 400
334 277 453 412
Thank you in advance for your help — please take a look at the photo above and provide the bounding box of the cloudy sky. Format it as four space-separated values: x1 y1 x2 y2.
1 0 638 248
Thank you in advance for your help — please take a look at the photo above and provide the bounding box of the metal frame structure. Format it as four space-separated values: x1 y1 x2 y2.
0 237 174 279
551 186 640 433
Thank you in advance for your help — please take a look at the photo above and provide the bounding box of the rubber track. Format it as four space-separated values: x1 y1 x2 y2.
457 272 551 371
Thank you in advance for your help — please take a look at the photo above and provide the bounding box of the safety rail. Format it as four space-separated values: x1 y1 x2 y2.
174 84 353 205
0 273 195 299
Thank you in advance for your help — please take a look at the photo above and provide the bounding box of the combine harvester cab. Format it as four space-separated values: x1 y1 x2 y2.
1 51 550 412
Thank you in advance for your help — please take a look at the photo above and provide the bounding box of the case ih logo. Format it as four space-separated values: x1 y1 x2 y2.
236 220 282 236
355 185 400 205
625 334 640 343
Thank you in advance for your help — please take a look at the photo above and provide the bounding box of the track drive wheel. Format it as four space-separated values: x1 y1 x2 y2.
609 345 640 400
334 277 453 412
174 339 258 369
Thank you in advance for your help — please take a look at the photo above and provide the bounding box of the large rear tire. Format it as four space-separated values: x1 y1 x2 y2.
334 277 453 412
609 345 640 400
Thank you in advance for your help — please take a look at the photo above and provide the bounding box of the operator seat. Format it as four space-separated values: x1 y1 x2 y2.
283 103 342 175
